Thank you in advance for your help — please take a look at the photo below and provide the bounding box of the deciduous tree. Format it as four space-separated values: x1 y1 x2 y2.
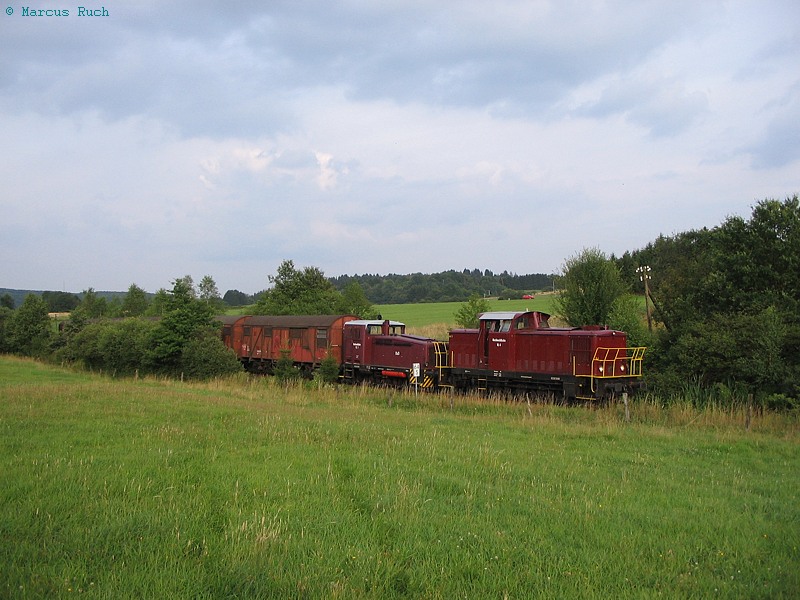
121 283 149 317
454 293 491 329
198 275 222 309
255 260 341 315
8 294 52 357
148 278 216 374
337 281 378 318
555 248 626 326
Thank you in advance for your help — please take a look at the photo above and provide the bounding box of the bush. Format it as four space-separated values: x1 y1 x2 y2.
100 319 157 376
314 353 341 384
7 295 52 357
764 393 798 412
62 321 105 370
181 328 243 380
273 347 301 382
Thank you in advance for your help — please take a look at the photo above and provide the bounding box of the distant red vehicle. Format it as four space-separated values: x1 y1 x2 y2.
447 311 644 400
521 294 535 299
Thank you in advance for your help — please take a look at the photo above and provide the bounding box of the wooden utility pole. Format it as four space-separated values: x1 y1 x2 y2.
636 265 653 332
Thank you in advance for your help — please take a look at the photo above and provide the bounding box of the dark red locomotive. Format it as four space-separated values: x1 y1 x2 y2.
341 319 447 388
446 311 644 400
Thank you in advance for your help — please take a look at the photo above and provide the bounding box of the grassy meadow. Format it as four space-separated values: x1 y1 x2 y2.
1 356 798 598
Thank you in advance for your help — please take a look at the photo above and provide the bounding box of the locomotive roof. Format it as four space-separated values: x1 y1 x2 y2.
344 319 405 327
479 311 526 320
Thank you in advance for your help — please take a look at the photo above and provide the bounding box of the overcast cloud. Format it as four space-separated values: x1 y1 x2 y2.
1 1 798 294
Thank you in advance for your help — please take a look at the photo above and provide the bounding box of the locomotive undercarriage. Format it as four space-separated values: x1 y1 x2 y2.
240 358 639 402
342 363 440 389
445 368 640 401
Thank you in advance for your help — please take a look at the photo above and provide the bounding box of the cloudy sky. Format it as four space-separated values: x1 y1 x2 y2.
1 1 798 295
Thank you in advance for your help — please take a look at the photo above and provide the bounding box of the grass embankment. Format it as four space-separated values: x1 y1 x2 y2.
1 356 798 598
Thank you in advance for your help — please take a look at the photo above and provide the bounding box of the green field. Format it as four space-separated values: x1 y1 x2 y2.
377 296 559 328
227 296 558 326
1 356 798 598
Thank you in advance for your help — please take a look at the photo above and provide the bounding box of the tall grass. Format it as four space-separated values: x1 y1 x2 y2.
1 356 798 598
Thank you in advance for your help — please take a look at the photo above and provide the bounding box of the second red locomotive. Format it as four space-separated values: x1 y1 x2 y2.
447 311 644 400
341 318 448 388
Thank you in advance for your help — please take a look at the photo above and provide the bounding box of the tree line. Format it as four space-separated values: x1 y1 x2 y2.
0 277 241 380
329 270 552 304
1 275 229 315
1 268 551 314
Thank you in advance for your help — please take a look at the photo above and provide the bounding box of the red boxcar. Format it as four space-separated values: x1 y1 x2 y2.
342 319 448 388
221 314 359 374
447 311 644 400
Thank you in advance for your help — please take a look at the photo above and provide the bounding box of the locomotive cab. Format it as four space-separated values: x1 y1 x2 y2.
343 319 405 365
476 311 550 369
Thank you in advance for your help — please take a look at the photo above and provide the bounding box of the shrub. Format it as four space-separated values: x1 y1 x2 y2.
181 328 243 380
273 347 301 382
314 352 341 384
7 295 52 357
764 393 798 412
100 319 157 376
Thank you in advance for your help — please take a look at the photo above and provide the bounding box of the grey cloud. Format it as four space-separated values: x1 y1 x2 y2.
576 76 709 137
747 89 800 169
1 1 709 138
2 1 798 292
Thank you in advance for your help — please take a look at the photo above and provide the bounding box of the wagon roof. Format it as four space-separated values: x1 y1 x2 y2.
241 314 358 327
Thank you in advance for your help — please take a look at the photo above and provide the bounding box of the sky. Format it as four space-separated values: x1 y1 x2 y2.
1 1 798 295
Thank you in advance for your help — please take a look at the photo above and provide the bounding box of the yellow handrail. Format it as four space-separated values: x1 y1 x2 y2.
574 346 646 394
574 346 646 379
